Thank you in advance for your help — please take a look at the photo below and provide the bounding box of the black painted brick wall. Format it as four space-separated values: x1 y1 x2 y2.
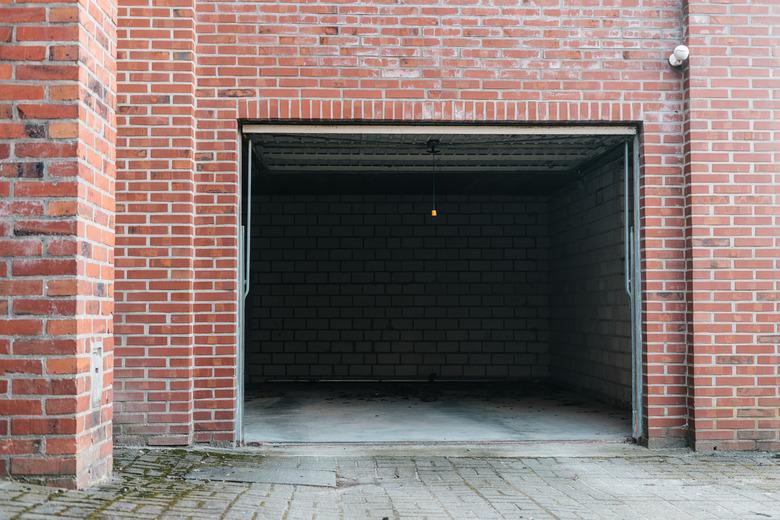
549 156 632 405
246 195 550 381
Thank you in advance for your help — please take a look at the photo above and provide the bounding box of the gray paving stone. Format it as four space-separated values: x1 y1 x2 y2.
1 447 779 519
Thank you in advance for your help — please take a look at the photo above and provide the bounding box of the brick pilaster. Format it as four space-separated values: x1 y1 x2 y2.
0 0 116 488
683 0 780 451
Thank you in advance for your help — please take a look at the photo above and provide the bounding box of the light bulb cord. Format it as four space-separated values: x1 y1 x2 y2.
426 138 439 218
432 150 436 212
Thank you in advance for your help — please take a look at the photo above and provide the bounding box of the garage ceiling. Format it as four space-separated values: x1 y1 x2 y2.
248 132 628 195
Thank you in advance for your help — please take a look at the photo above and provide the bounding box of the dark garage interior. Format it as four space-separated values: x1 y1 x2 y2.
241 131 634 443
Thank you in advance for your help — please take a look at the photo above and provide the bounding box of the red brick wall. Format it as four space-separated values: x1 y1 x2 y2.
0 0 116 488
683 0 780 451
75 0 779 452
114 0 197 446
185 0 689 445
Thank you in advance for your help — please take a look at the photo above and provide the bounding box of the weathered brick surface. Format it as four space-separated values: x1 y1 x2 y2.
683 0 780 451
0 0 116 488
183 0 689 446
114 0 778 449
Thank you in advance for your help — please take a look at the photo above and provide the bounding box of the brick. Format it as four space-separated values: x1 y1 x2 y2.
47 200 78 216
15 25 78 42
12 378 77 396
0 399 43 415
11 457 77 476
0 439 39 456
15 142 77 158
0 47 46 62
45 239 77 256
0 7 45 23
0 239 42 257
17 104 78 120
0 319 42 336
13 219 76 236
49 46 79 61
0 357 42 374
13 299 76 316
0 123 26 139
0 280 43 296
16 65 78 81
12 339 77 355
12 258 76 278
48 121 78 138
0 85 44 100
46 279 78 296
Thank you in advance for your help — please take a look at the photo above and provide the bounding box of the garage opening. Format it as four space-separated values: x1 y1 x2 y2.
238 124 641 444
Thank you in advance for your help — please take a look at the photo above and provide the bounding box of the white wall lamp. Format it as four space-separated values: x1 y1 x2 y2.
668 45 690 68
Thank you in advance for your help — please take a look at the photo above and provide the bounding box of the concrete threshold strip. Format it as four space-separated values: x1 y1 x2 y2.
184 440 648 488
186 465 337 488
237 440 665 459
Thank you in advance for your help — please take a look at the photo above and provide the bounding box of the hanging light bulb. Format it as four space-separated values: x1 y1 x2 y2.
427 138 439 218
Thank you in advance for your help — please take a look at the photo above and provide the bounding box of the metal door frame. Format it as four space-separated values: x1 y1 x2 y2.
236 123 644 444
236 136 252 444
623 136 644 441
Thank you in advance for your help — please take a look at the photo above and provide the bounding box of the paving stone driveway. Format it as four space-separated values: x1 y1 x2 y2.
1 446 779 519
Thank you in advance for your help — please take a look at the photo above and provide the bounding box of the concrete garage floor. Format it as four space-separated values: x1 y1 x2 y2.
243 382 630 443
